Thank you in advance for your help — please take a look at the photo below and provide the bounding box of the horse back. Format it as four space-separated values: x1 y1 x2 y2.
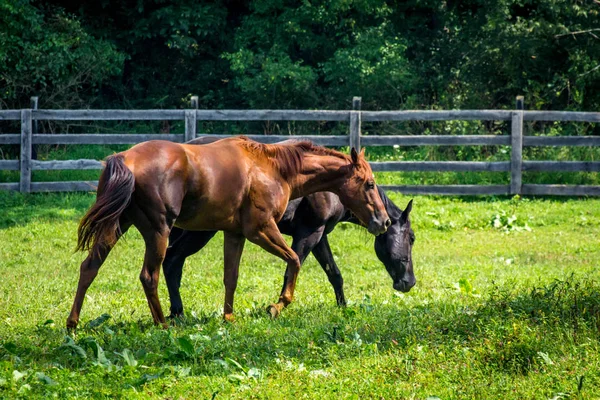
119 138 290 232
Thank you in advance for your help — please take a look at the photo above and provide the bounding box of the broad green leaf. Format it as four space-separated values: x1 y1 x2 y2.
135 373 161 386
117 349 138 367
58 336 87 359
226 358 246 372
35 372 57 386
12 370 26 382
85 313 111 329
458 278 473 295
177 336 195 357
538 351 554 366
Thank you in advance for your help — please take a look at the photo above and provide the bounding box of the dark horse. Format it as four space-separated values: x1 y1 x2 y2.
164 188 415 318
161 137 416 318
68 136 390 328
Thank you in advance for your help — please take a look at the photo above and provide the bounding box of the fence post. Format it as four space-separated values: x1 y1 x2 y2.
20 109 32 193
349 96 362 150
510 96 524 195
185 96 198 142
30 96 38 160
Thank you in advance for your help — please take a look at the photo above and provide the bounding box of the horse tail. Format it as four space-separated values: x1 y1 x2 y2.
76 154 135 252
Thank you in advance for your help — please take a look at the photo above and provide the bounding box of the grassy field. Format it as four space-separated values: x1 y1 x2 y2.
0 191 600 399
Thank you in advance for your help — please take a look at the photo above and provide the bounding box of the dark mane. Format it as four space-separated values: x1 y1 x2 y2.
377 186 402 220
238 137 350 179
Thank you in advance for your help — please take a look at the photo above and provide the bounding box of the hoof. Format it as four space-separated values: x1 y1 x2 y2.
66 318 78 331
266 304 280 319
223 313 235 323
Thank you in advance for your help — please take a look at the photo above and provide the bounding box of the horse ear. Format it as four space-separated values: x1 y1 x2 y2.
351 147 359 164
400 199 413 222
359 148 365 157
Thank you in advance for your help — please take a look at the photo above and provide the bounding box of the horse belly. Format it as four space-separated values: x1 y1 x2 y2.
175 196 243 232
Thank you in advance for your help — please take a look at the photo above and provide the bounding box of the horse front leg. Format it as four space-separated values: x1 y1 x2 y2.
245 219 302 318
223 232 246 322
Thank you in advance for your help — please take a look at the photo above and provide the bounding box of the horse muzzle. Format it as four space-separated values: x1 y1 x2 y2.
367 217 391 236
393 277 416 293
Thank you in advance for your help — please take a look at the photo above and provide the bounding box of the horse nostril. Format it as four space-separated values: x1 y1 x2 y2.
385 219 391 228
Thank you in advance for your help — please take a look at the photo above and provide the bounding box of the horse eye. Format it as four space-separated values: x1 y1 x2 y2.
409 232 416 244
366 181 375 190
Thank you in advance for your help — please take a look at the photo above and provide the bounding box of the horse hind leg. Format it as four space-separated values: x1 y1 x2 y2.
66 219 131 330
140 230 170 328
222 232 246 322
311 235 346 306
163 229 218 318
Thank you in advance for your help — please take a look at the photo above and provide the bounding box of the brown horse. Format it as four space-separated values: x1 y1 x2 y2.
67 136 390 328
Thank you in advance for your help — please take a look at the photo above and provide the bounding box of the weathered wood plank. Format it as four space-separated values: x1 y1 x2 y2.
523 136 600 147
521 184 600 196
31 181 99 192
185 110 196 142
194 134 349 146
380 185 511 195
30 97 38 130
0 134 20 144
516 96 524 111
195 110 350 121
31 97 39 161
0 110 21 120
361 135 510 146
32 134 185 144
20 109 32 193
0 160 20 170
370 161 510 172
511 111 524 194
23 109 600 123
34 110 186 120
30 133 350 145
30 133 600 147
362 110 513 121
349 97 361 151
523 161 600 172
0 182 19 191
524 111 600 122
32 159 103 170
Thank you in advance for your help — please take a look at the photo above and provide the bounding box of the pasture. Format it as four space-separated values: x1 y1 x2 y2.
0 191 599 399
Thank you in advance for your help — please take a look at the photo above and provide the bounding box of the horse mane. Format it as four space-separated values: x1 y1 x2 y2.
237 136 350 179
377 186 402 220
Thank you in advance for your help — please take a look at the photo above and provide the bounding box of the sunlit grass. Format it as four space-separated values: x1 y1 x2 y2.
0 192 599 398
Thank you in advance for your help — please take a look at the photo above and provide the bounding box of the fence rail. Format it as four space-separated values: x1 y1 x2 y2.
0 96 599 195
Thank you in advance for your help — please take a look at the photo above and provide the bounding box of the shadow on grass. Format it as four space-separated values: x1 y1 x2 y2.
0 192 93 229
2 276 599 384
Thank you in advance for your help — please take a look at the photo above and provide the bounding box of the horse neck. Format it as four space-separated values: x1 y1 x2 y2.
342 188 398 226
288 153 352 199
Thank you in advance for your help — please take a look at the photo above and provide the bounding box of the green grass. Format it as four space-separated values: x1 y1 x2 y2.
1 192 600 398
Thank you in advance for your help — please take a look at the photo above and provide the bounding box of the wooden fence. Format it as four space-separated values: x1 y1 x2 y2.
1 96 599 196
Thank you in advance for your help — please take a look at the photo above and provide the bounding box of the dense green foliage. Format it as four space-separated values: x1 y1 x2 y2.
1 0 599 111
1 1 599 184
0 0 124 108
0 192 599 398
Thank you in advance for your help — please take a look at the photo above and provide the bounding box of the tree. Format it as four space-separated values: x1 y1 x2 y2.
0 0 124 109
